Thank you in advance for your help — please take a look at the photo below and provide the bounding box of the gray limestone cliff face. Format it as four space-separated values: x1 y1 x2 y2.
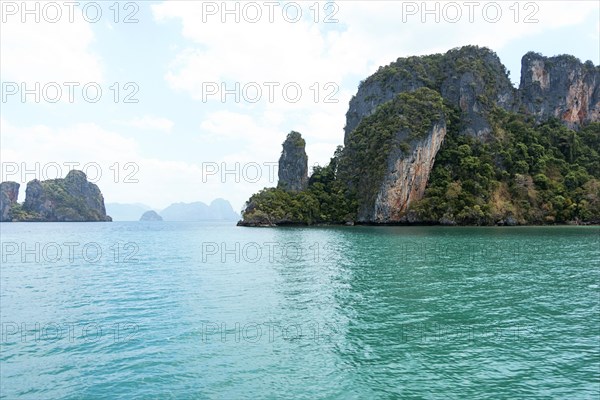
343 46 599 224
519 52 600 128
366 121 447 222
277 131 308 192
0 182 20 222
344 46 516 142
22 170 111 222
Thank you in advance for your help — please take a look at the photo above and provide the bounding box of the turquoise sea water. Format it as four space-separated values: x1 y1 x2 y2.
1 222 599 399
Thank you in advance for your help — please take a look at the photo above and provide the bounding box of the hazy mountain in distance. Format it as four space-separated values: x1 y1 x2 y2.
160 199 239 221
106 203 151 221
209 198 241 220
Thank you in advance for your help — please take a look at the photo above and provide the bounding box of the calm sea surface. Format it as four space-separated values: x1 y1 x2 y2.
1 222 599 399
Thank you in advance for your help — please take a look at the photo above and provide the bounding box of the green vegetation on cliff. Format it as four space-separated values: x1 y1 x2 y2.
339 87 446 216
241 111 599 226
286 130 306 148
8 203 39 221
4 170 111 222
413 112 600 224
242 146 356 225
367 46 506 90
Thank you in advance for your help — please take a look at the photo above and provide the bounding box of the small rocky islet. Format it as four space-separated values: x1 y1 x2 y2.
139 210 163 221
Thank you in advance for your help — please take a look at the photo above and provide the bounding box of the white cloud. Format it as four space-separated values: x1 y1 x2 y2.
152 1 598 98
151 1 351 119
119 115 175 133
0 4 103 84
592 21 600 44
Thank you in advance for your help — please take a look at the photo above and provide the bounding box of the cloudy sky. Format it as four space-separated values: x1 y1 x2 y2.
1 0 599 212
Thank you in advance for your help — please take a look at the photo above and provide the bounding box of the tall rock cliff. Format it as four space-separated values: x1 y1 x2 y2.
339 88 447 222
345 46 516 140
341 46 599 223
0 182 20 222
519 52 600 129
277 131 308 192
19 170 111 222
372 121 446 222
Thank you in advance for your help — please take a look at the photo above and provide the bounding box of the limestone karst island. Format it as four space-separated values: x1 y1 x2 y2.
1 47 599 225
0 170 111 222
239 46 599 227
